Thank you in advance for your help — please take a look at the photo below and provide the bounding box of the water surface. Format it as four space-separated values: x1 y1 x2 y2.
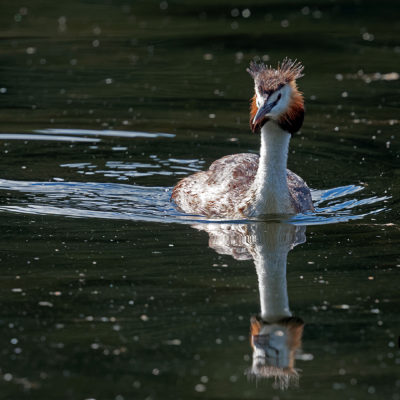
0 1 399 399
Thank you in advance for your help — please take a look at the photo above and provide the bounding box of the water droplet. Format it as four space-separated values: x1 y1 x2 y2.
281 19 289 27
301 6 310 15
242 9 251 18
3 373 13 382
195 384 206 392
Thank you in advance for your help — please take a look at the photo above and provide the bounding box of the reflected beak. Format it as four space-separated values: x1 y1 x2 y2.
252 100 274 126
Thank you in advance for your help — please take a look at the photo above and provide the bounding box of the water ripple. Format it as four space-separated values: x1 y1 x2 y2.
0 128 175 144
36 128 175 139
0 179 388 226
0 134 100 142
60 158 205 180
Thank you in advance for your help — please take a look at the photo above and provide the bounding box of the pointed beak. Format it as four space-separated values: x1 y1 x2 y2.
252 100 274 126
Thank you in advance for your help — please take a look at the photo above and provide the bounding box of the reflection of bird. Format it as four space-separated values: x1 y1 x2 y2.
193 222 306 389
172 58 314 217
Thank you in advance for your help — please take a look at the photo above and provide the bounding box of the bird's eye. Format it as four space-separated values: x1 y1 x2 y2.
277 93 282 101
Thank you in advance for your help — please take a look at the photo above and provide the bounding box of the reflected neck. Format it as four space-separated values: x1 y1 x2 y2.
256 251 291 321
251 224 293 321
250 122 292 215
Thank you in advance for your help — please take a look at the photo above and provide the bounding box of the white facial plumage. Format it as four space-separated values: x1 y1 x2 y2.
255 84 292 120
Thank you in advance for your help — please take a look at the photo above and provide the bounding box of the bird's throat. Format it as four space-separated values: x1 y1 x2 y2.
251 122 293 215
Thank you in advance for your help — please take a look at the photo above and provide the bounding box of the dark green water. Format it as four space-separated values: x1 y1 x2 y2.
0 1 399 399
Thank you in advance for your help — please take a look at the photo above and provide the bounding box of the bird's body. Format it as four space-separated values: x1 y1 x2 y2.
171 58 314 217
171 149 312 218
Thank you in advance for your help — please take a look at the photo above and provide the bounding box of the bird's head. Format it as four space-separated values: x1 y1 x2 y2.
247 315 305 389
247 58 305 134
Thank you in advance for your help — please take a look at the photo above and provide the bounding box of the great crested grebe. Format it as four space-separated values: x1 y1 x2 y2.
171 58 314 217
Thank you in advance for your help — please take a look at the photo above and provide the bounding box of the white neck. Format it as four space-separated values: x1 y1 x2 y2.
250 224 293 321
249 121 293 215
256 250 291 321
